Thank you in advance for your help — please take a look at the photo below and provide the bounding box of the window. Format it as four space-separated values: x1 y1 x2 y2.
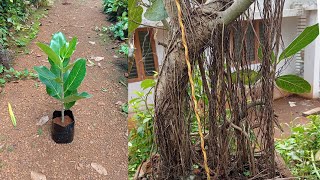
231 21 264 64
128 28 159 82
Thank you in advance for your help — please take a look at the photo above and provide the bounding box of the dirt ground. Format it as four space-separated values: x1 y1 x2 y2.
274 95 320 139
0 0 127 179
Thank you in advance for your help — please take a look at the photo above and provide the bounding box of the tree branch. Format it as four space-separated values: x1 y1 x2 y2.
217 0 256 25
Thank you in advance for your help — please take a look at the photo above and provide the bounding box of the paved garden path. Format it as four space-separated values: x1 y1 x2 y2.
0 0 127 179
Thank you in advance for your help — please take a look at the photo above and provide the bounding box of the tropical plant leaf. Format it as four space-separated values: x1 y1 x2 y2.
64 101 76 110
276 75 311 94
64 37 77 58
279 23 319 61
44 79 62 99
36 42 62 68
144 0 168 21
64 58 86 93
62 92 92 103
50 32 67 55
128 0 143 35
8 102 16 127
140 79 156 90
34 66 57 80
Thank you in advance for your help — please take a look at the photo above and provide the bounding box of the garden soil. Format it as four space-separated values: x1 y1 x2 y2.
274 95 320 139
0 0 127 179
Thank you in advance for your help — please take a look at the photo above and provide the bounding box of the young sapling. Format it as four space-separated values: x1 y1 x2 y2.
34 32 91 123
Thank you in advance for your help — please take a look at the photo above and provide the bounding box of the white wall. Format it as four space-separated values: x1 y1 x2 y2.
276 16 298 75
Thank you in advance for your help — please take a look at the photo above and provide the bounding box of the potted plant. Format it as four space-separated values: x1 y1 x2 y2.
34 32 92 144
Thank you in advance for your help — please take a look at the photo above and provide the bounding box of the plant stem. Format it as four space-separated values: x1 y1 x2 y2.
61 64 65 123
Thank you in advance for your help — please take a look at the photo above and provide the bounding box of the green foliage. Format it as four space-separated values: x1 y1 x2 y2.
144 0 168 21
117 43 129 57
276 115 320 179
128 0 143 36
275 75 311 94
279 23 319 62
103 0 128 41
0 65 37 87
34 32 92 110
128 78 155 178
103 0 127 22
109 12 128 40
0 0 47 47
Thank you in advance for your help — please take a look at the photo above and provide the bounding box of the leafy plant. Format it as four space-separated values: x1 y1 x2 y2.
109 12 128 40
103 0 127 22
0 65 37 87
0 0 47 47
117 43 128 57
34 32 92 123
276 115 320 179
128 78 156 178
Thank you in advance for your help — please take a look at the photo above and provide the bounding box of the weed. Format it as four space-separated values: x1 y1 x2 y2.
0 65 38 87
7 145 14 152
37 128 43 136
128 78 155 178
276 115 320 179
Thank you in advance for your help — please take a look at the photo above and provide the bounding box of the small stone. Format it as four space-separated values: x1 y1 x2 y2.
90 56 104 62
31 171 46 180
115 101 123 105
288 101 296 107
36 54 42 57
98 102 106 106
97 63 101 67
36 116 49 126
91 163 108 175
89 41 96 45
113 55 119 58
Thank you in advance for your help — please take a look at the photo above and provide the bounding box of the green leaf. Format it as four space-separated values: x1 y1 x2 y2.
0 78 5 84
63 62 75 73
144 0 168 21
64 101 76 110
50 32 67 55
279 23 319 61
34 66 57 80
276 75 311 94
62 92 92 103
64 37 77 58
64 58 86 93
140 79 155 90
42 78 62 99
36 42 62 68
0 65 3 73
128 0 143 35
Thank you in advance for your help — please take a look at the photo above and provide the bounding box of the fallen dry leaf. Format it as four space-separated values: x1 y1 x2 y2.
91 163 107 175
